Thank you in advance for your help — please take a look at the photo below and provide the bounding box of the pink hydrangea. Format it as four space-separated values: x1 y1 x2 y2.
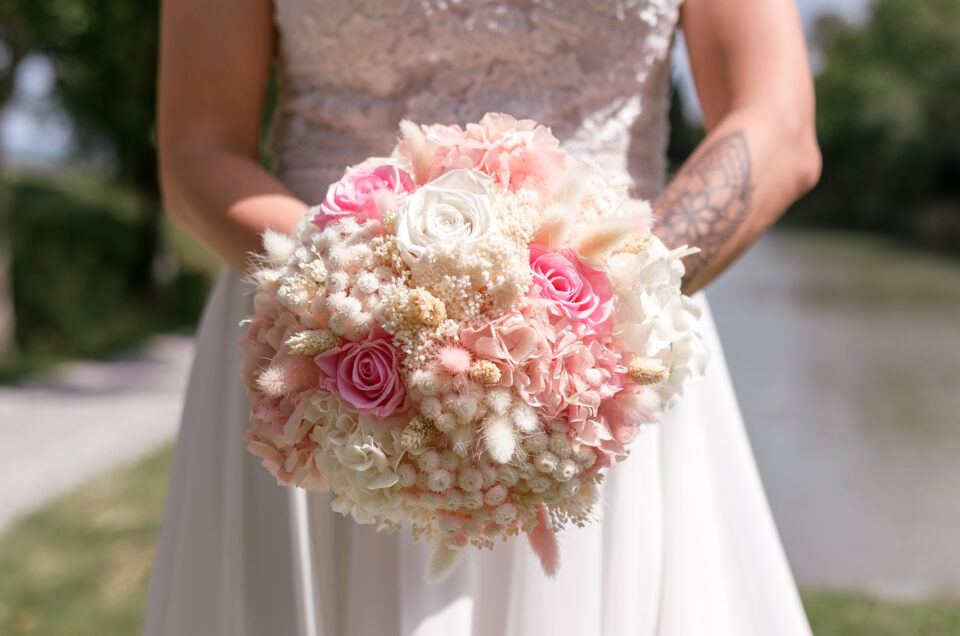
459 306 553 366
460 299 555 409
314 163 416 228
244 391 330 491
240 294 329 490
538 332 627 421
314 328 409 418
398 113 567 194
461 296 629 450
529 245 614 333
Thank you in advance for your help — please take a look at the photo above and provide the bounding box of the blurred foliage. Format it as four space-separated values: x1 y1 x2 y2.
788 0 960 251
11 0 159 194
0 0 277 373
0 4 28 104
10 0 163 288
0 446 173 636
0 4 31 358
0 174 217 382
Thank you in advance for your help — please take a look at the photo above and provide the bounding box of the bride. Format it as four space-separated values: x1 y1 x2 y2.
145 1 821 634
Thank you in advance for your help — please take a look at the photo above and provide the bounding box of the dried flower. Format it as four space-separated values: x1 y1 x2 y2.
408 288 447 327
481 414 517 464
470 360 501 384
285 329 340 355
399 416 437 452
628 356 669 385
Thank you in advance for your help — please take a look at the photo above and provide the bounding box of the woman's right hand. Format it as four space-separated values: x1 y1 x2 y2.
158 0 309 271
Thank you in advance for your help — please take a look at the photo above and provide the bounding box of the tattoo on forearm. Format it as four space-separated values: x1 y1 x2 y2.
655 130 753 284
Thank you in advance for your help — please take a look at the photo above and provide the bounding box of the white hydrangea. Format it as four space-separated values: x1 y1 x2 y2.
309 407 407 525
606 235 710 409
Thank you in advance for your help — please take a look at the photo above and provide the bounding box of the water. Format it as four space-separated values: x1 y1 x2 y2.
708 230 960 600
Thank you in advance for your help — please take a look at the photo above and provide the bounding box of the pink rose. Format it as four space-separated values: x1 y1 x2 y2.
529 245 614 331
314 329 409 418
314 164 415 228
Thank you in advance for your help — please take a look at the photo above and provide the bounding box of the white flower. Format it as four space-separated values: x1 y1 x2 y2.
392 169 500 267
607 235 710 409
309 407 405 524
333 435 400 490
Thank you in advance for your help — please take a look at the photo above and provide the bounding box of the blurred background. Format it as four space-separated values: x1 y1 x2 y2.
1 0 958 634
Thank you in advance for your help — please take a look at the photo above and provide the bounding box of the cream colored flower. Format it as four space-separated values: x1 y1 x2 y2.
393 169 500 267
607 235 710 409
311 410 405 524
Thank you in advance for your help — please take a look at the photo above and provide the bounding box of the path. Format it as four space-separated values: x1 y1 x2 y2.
0 336 194 534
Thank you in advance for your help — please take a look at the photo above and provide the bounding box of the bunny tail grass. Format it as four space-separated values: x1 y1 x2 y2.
528 507 560 578
533 202 577 248
575 216 638 260
482 414 517 464
576 198 655 260
262 229 296 266
510 402 539 433
399 119 433 184
426 543 465 583
551 167 588 207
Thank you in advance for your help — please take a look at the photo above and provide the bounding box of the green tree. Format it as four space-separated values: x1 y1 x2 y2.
793 0 960 250
14 0 162 288
0 4 29 359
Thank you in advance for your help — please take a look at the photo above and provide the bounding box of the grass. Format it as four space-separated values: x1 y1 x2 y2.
0 173 219 383
803 592 960 636
0 446 958 635
0 446 173 636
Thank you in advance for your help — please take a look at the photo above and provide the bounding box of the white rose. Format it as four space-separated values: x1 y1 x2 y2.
393 169 499 267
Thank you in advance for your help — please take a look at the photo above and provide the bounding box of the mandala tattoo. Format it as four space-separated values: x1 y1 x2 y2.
656 130 753 284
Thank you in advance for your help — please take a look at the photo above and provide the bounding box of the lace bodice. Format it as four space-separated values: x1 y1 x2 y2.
270 0 682 203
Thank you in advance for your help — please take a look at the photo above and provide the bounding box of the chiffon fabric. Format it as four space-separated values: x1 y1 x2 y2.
143 1 812 633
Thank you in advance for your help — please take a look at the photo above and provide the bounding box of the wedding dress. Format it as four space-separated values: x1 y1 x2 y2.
144 1 812 634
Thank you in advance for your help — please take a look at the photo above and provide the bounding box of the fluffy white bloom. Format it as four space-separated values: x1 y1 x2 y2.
310 408 405 525
393 169 500 267
607 235 710 409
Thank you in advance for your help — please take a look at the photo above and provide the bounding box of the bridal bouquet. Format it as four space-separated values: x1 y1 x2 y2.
240 113 708 581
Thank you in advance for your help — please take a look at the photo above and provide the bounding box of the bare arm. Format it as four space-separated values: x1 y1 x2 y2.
158 0 309 271
655 0 822 293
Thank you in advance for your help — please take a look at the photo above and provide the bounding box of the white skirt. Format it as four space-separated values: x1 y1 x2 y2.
143 267 812 636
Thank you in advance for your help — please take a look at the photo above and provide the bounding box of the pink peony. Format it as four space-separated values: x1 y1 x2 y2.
314 329 409 418
529 245 614 332
314 163 415 228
